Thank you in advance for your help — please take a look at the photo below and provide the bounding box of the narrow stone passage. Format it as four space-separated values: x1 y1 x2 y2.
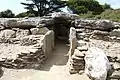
0 40 90 80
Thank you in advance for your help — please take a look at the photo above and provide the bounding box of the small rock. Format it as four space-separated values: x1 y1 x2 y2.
28 48 39 53
84 37 89 42
77 46 88 51
72 55 84 61
112 62 120 70
110 71 120 79
16 29 30 39
74 49 84 58
21 50 30 54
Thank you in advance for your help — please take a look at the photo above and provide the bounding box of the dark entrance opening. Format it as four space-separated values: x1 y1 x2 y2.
53 18 71 44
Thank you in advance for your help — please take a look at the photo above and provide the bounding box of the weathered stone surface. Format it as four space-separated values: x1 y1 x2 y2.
68 49 85 74
42 30 54 57
0 29 16 42
92 30 109 35
68 27 77 58
51 12 79 20
75 19 115 31
109 71 120 79
111 62 120 70
1 13 120 80
85 47 111 80
31 27 49 35
71 55 84 61
30 28 40 35
38 18 54 27
95 20 114 31
0 43 46 69
16 29 30 39
77 40 88 47
77 40 88 51
4 19 36 29
0 22 53 69
0 24 5 30
77 46 88 51
74 49 84 58
20 35 44 46
110 29 120 37
4 19 17 28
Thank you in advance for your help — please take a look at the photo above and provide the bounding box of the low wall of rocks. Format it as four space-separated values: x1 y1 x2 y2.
0 18 54 69
68 19 120 80
0 12 78 69
0 12 120 79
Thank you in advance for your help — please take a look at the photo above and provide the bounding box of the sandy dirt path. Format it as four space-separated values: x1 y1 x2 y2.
0 40 90 80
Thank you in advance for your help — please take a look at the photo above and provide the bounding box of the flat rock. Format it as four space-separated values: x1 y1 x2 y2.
4 19 36 29
74 49 85 58
0 29 16 42
110 71 120 79
16 29 30 39
77 40 88 46
112 62 120 70
31 27 49 35
71 55 84 61
95 20 114 31
110 29 120 37
77 46 88 51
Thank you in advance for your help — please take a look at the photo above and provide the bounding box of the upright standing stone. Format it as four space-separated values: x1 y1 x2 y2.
68 27 77 59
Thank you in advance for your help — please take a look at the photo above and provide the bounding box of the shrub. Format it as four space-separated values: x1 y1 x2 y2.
95 9 120 22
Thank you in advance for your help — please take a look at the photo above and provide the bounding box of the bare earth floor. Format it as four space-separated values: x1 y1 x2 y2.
0 40 90 80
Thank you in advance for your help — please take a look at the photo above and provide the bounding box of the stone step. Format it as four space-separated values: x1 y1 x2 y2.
71 55 84 61
73 49 85 58
76 29 84 33
70 59 84 63
70 62 85 66
77 40 88 46
69 69 79 74
77 46 88 51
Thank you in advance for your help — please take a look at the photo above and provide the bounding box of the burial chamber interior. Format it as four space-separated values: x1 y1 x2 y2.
47 17 72 43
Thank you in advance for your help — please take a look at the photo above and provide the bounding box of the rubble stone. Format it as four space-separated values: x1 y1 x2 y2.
85 47 111 80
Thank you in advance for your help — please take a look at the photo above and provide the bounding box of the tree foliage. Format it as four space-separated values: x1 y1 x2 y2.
96 9 120 22
67 0 105 15
102 3 112 10
15 12 35 18
0 9 15 18
21 0 67 16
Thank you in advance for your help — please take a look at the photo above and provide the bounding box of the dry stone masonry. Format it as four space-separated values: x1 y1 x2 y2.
0 18 55 69
69 18 120 80
0 12 78 69
0 12 120 80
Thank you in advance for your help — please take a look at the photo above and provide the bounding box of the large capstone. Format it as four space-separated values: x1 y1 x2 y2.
4 19 37 29
95 20 114 31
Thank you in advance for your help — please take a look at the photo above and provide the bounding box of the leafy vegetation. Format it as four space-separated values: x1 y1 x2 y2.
67 0 104 15
95 9 120 22
15 12 35 18
21 0 67 16
0 9 15 18
79 11 95 19
0 0 120 22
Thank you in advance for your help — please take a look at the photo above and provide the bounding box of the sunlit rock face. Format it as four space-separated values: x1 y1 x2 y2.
84 47 111 80
0 12 120 80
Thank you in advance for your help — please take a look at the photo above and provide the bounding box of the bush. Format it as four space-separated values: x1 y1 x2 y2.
0 9 15 18
15 12 35 18
79 11 95 19
95 9 120 22
67 0 104 15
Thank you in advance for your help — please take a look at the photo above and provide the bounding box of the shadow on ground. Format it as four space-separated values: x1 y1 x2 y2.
40 39 69 71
